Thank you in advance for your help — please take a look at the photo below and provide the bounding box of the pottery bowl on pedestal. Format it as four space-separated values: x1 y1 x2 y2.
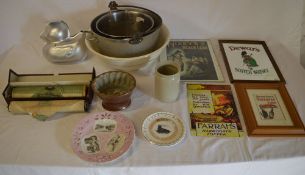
92 71 136 111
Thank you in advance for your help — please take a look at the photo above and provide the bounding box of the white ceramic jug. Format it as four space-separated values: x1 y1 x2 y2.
154 61 181 102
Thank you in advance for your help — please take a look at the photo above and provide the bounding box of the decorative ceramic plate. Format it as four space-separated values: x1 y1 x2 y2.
142 112 185 146
71 112 135 163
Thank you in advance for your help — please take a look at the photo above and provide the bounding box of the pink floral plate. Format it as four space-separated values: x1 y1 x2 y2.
71 112 135 163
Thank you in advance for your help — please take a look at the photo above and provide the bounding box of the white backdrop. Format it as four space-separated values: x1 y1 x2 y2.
0 0 303 59
1 0 305 175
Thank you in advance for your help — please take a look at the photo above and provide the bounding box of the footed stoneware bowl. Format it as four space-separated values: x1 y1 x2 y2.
92 71 136 111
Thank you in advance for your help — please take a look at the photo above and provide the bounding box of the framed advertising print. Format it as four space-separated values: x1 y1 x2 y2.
219 40 285 83
234 82 305 136
166 39 224 81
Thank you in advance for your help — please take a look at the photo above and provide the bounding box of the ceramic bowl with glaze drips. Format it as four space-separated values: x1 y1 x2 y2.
92 71 136 111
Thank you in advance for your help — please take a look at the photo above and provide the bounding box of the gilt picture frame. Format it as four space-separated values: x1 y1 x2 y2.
219 40 285 83
234 82 305 136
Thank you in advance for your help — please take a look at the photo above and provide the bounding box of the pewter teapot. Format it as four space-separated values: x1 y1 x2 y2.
40 20 87 63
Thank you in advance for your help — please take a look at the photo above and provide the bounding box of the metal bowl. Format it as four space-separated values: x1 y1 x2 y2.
93 9 155 38
91 1 162 39
88 1 163 57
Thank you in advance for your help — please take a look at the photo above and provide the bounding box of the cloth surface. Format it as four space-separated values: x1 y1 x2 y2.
1 0 305 174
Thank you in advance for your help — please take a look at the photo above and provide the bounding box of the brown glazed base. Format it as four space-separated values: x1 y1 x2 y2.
102 99 131 111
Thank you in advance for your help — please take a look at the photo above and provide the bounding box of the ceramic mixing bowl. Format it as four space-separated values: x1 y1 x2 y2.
85 24 170 71
92 71 136 111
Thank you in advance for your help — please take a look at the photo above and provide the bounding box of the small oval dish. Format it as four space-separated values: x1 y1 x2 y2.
92 71 136 111
142 112 185 146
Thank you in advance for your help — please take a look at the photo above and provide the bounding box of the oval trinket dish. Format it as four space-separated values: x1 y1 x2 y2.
71 112 135 163
142 112 185 146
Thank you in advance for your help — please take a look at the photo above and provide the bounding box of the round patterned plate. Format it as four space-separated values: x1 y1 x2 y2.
142 112 185 146
71 112 135 163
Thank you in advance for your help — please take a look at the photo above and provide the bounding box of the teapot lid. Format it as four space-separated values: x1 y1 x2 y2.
41 20 71 42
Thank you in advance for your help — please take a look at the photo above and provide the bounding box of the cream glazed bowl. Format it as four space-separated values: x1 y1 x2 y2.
85 24 170 71
92 71 136 111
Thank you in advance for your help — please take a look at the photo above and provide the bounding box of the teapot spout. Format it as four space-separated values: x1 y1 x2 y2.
40 32 50 42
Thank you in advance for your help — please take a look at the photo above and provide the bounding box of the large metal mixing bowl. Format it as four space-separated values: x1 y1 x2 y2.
88 1 163 57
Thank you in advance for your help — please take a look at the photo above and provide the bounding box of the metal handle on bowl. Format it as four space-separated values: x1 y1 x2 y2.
129 33 143 45
81 30 98 42
108 1 144 45
108 1 118 10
